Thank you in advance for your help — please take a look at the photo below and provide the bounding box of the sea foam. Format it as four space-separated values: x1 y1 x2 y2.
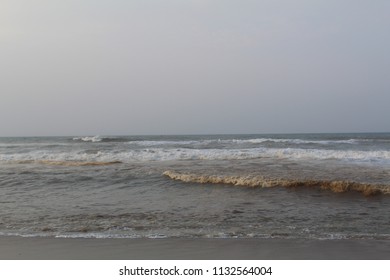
73 136 102 142
2 147 390 164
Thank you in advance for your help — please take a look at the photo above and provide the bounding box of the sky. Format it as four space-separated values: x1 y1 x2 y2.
1 0 389 136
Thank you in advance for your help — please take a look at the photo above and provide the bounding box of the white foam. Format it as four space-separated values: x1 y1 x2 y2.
73 136 102 142
140 147 389 163
129 140 198 146
2 147 390 165
54 232 142 239
127 138 359 147
258 148 390 165
231 138 358 145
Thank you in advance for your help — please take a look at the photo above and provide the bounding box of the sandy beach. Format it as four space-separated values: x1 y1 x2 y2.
0 237 389 260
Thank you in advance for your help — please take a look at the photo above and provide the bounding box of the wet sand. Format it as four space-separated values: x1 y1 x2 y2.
0 237 389 260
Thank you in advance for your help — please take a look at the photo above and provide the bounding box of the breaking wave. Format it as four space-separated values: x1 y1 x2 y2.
128 138 359 147
73 136 103 142
129 140 199 146
72 136 129 143
70 137 362 146
230 138 358 145
2 147 390 164
163 171 390 196
12 160 122 166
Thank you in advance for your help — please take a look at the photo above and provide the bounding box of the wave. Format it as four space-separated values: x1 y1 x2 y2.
127 138 358 147
161 146 388 163
73 136 102 142
260 148 390 163
59 137 363 147
72 136 129 143
12 160 122 166
2 230 389 240
2 147 390 163
121 147 390 163
230 138 358 145
129 140 199 146
163 171 390 196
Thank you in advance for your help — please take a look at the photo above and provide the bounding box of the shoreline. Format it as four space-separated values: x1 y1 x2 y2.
0 237 389 260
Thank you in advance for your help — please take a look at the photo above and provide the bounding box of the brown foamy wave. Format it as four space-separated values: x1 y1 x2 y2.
163 170 390 196
14 160 122 166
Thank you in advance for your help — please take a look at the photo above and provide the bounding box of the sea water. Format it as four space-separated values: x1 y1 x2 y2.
0 133 389 239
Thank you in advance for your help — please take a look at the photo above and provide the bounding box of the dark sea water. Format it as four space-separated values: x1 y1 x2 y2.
0 133 390 239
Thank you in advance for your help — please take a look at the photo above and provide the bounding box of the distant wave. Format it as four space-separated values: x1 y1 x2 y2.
72 136 128 143
2 147 390 163
123 147 390 163
230 138 358 145
73 136 103 142
163 171 390 196
128 138 359 147
129 140 199 146
122 148 390 163
60 137 364 147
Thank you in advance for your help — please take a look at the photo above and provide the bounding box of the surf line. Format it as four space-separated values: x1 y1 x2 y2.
13 160 122 166
163 170 389 196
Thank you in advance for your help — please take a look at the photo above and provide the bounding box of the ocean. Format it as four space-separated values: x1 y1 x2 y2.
0 133 390 240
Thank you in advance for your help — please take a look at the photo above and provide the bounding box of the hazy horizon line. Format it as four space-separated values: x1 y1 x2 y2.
1 131 389 138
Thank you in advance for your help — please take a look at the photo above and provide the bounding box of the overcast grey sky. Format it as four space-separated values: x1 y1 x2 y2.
1 0 389 136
